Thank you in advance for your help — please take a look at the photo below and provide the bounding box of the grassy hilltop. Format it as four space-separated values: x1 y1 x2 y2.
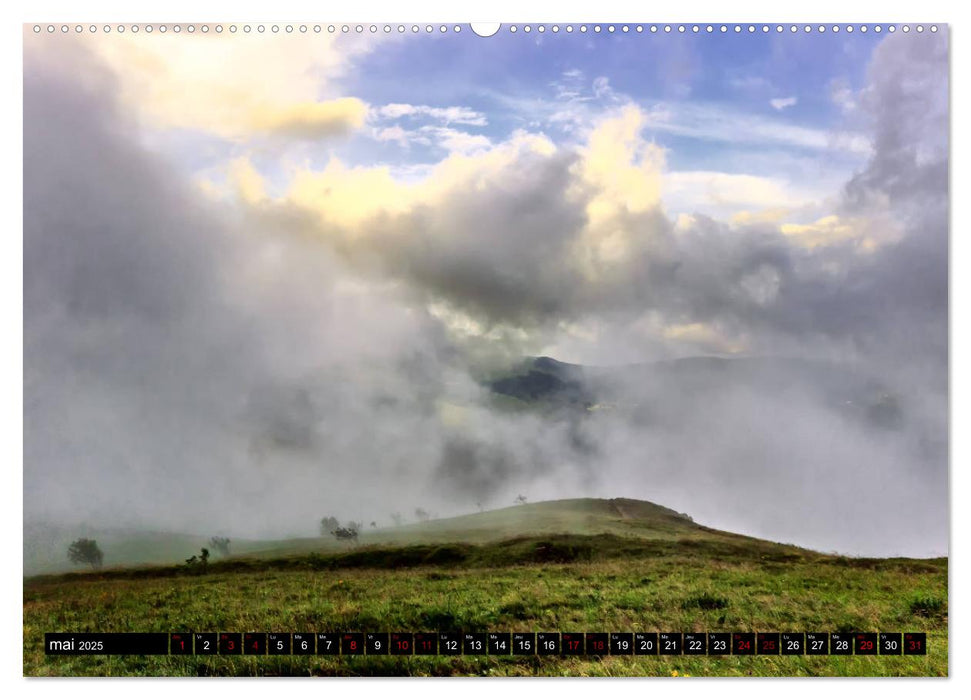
23 498 947 677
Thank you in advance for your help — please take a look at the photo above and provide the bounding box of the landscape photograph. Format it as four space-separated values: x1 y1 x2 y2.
23 22 948 677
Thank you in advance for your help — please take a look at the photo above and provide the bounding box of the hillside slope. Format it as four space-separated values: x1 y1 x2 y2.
26 498 814 577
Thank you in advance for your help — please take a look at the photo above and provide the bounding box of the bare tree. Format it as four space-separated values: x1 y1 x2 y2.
209 536 231 557
415 508 430 522
515 494 528 505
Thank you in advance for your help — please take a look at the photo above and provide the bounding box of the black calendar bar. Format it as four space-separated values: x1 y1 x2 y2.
44 633 169 655
44 631 929 656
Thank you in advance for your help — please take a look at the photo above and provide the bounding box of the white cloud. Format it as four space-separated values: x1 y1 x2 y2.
662 170 825 219
770 96 798 111
830 79 858 114
374 125 410 147
644 102 870 155
371 124 492 154
493 87 869 158
373 103 488 126
592 76 614 100
431 128 492 155
550 68 592 102
65 32 372 141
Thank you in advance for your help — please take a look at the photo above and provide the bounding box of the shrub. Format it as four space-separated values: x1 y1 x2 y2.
909 595 946 617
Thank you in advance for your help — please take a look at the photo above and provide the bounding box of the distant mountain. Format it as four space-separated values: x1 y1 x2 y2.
486 354 904 429
488 356 594 407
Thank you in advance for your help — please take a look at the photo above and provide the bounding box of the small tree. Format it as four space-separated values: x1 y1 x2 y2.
331 526 359 544
186 547 210 571
515 494 528 505
369 521 377 529
415 508 430 522
390 512 403 527
67 538 103 569
209 537 231 557
320 516 339 536
346 520 363 532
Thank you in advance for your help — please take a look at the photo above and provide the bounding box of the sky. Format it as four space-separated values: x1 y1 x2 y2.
23 24 949 558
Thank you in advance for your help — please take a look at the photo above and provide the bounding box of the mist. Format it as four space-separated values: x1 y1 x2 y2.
24 32 947 562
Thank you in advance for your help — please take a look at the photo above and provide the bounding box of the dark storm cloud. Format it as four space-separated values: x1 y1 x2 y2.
333 147 589 330
404 154 585 326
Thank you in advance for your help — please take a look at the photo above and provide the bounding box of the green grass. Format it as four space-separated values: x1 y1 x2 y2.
27 498 702 575
23 499 948 677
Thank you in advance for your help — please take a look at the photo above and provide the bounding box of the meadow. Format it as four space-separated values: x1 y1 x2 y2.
23 499 947 677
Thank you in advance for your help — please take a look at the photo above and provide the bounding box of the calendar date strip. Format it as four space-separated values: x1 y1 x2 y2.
45 631 927 656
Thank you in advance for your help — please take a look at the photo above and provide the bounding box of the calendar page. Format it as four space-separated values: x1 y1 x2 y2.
22 13 949 679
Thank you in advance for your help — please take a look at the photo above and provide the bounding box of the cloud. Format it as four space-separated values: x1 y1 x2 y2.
644 102 870 154
779 214 886 251
837 30 949 374
502 75 865 157
384 126 493 155
23 39 481 537
23 31 948 559
266 109 672 331
769 96 798 111
428 127 492 155
662 322 745 354
550 68 591 101
63 31 372 141
592 76 615 100
248 97 368 140
252 75 941 376
373 103 488 126
228 157 268 204
830 78 857 113
662 171 823 219
368 103 491 152
374 125 409 146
